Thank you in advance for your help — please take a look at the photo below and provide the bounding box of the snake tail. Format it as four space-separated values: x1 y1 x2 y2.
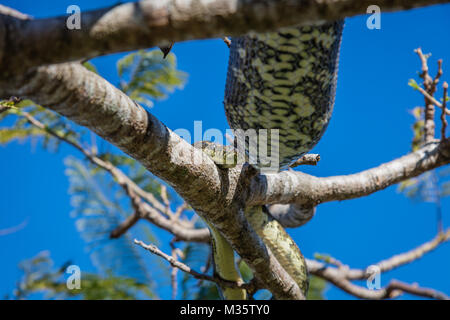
208 222 247 300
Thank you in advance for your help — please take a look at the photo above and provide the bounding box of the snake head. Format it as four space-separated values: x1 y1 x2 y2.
193 141 238 169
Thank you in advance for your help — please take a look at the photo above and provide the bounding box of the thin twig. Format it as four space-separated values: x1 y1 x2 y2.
442 82 448 140
385 280 449 300
110 211 141 239
0 217 29 236
170 240 179 300
415 85 450 115
433 59 443 89
134 239 254 291
415 48 436 142
314 253 344 268
173 202 189 220
374 228 450 275
290 154 320 168
223 37 231 48
307 229 450 299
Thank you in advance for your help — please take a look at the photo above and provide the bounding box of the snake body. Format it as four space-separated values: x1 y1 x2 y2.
225 21 343 169
199 21 343 299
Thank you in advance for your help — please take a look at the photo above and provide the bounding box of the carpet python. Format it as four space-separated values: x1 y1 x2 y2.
195 20 344 299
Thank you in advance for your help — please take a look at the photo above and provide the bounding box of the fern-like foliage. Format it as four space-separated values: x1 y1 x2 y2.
398 104 450 202
13 251 154 300
118 49 187 108
96 152 164 198
399 80 449 230
64 156 152 286
0 100 81 150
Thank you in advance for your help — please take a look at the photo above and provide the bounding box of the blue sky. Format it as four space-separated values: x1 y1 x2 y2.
0 1 450 300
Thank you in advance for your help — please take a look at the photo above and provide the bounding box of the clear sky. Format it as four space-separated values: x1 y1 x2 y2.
1 0 450 300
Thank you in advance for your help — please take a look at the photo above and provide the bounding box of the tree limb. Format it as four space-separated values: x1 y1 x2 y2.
307 229 450 299
1 1 450 72
249 139 450 211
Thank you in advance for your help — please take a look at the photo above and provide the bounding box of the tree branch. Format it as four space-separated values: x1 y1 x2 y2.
306 229 450 299
134 239 258 293
1 1 450 72
249 140 450 216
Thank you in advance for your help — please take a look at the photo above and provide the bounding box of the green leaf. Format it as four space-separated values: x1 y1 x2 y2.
82 61 98 74
64 156 153 286
0 128 45 144
0 102 83 151
117 49 187 108
14 252 155 300
307 276 327 300
408 78 421 90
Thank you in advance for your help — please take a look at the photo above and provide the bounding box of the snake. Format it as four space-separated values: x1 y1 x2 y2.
194 20 344 299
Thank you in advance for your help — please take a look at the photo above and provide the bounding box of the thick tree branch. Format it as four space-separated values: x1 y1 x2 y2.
249 139 450 210
1 1 450 72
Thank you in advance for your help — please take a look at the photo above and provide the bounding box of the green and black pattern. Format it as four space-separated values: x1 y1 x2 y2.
224 21 344 169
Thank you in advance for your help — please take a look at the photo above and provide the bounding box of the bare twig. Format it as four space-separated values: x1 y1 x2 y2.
173 202 189 220
134 239 255 292
223 37 232 48
415 85 450 115
307 229 450 299
160 185 170 207
160 185 172 218
170 240 179 300
415 48 436 142
442 82 448 140
374 228 450 275
0 218 29 236
384 280 449 300
110 211 141 239
289 154 320 168
314 253 344 268
433 59 443 89
250 140 450 217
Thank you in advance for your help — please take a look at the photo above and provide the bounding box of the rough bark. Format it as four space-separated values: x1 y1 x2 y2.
1 0 450 73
